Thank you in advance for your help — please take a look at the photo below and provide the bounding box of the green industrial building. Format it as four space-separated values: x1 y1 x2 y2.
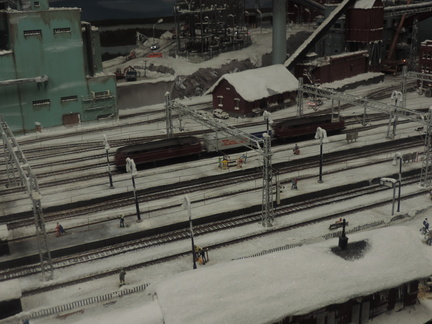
0 0 118 134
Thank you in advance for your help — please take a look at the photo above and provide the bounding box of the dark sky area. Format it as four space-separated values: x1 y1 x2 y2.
49 0 270 22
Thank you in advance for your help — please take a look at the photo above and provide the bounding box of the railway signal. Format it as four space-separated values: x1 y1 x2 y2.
126 158 141 221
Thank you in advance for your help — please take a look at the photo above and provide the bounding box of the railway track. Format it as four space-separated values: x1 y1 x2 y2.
1 135 423 229
0 107 422 197
2 173 423 295
1 79 428 313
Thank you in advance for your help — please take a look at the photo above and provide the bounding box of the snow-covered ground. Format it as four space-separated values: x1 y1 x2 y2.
2 79 432 324
3 26 432 324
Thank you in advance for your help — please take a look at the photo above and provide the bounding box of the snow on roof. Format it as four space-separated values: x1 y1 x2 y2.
151 226 432 324
205 64 298 102
353 0 379 9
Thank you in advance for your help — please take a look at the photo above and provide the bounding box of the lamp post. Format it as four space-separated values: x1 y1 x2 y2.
263 110 273 135
183 195 197 269
126 157 141 221
392 152 403 213
102 135 114 188
315 127 328 183
152 18 163 44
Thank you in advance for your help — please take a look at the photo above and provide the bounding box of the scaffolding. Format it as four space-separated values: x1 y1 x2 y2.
173 0 251 58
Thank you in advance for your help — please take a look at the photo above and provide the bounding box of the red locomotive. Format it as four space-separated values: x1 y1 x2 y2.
114 136 204 169
272 114 345 139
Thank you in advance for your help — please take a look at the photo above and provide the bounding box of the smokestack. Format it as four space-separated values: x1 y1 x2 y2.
272 0 287 64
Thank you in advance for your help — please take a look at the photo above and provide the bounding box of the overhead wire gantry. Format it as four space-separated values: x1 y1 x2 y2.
298 75 432 187
164 93 275 227
1 114 54 280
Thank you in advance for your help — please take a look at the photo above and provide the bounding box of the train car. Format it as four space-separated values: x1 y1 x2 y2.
272 114 345 139
114 136 204 168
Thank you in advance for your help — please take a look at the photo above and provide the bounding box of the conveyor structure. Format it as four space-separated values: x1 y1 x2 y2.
284 0 357 71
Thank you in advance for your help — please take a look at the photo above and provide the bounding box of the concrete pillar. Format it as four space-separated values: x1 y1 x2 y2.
272 0 287 65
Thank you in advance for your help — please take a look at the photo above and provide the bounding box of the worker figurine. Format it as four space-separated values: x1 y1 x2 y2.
119 268 126 287
55 222 65 237
120 215 125 228
293 144 300 155
237 156 243 168
291 177 298 190
241 153 247 164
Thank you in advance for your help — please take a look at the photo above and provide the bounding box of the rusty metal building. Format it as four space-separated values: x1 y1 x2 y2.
296 50 369 85
345 0 384 72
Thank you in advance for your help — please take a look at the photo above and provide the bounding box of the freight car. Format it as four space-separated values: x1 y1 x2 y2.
272 114 345 139
115 114 344 169
114 136 204 168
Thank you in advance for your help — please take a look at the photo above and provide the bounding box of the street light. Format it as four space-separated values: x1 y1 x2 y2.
183 195 196 269
392 152 403 212
315 127 328 183
126 157 141 221
102 135 114 188
152 18 163 45
263 110 273 135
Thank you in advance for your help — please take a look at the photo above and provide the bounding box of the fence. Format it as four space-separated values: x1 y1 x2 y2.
24 282 150 321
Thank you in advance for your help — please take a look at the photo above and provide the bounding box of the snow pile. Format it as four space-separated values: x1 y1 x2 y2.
151 226 432 324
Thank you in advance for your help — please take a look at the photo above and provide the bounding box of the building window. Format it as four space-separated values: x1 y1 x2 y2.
61 95 78 103
34 1 40 7
234 98 240 110
54 27 71 35
33 99 50 106
217 95 223 107
24 29 42 37
92 90 111 99
226 87 230 90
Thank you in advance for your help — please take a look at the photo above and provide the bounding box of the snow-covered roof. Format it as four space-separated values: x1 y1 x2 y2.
353 0 379 9
205 64 298 102
151 226 432 324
